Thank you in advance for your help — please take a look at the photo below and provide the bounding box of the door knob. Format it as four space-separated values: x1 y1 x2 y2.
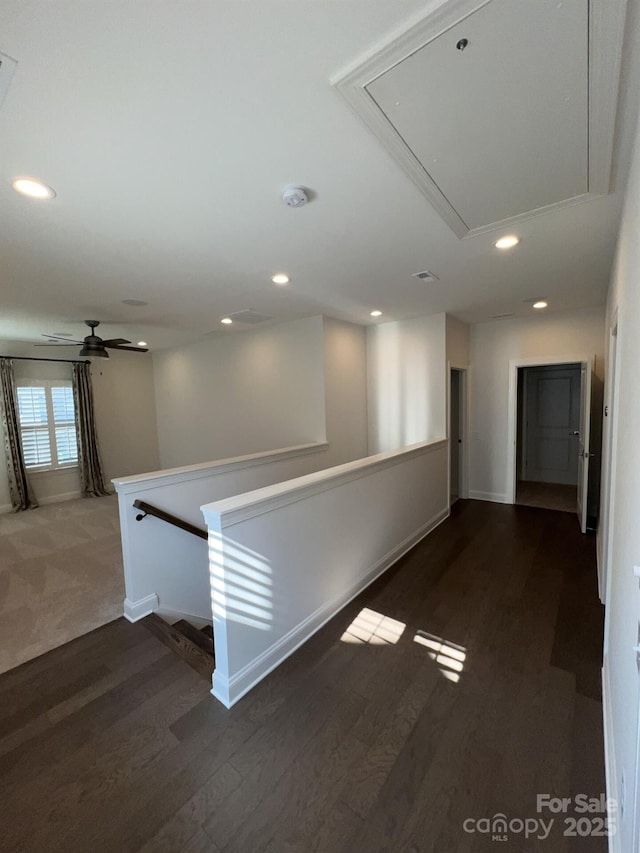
570 430 580 436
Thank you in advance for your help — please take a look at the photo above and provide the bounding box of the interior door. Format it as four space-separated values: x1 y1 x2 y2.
524 365 581 484
576 360 592 534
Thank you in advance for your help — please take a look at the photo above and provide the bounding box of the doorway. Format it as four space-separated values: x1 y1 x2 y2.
515 363 581 513
507 354 594 533
449 368 465 506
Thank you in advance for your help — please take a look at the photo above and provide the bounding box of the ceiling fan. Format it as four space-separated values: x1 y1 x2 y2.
39 320 149 358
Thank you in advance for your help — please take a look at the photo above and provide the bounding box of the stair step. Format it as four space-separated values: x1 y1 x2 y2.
200 624 214 639
141 614 214 681
174 620 214 657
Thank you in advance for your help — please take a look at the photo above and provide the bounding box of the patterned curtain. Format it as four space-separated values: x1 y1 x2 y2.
72 363 110 497
0 358 38 512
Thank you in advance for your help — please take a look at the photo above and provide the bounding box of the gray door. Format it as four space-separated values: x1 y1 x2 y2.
523 365 581 485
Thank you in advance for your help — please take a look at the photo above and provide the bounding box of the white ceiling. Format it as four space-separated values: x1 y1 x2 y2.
0 0 637 351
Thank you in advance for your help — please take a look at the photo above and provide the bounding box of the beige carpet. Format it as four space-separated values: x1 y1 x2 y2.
0 494 124 675
516 480 578 513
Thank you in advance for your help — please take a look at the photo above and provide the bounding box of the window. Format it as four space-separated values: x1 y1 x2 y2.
16 380 78 471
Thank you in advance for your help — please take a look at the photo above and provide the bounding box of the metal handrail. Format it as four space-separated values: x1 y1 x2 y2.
133 499 207 540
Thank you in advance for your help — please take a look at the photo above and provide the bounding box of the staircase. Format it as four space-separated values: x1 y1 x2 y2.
141 613 215 680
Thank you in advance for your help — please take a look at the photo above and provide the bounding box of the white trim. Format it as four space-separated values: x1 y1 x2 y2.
602 661 620 853
506 354 593 505
112 442 328 495
600 309 620 611
332 0 626 239
0 489 84 514
39 489 82 505
211 506 449 708
588 0 629 196
202 439 447 528
124 593 159 622
468 490 510 504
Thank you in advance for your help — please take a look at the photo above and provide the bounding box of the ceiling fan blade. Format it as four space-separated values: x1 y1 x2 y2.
35 343 80 347
101 338 131 346
105 343 149 352
41 335 84 343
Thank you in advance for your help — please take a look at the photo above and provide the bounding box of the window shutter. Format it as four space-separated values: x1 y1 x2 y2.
51 385 78 465
17 386 48 426
55 426 78 464
16 382 78 469
51 385 75 424
17 387 52 467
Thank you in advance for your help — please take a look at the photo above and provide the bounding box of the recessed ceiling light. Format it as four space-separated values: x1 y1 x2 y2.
271 273 290 285
221 317 233 325
494 234 520 250
12 177 56 199
533 301 548 309
122 298 148 307
370 310 382 317
137 341 147 347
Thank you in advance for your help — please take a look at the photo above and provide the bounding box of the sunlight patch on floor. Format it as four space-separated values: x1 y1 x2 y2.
414 630 467 683
340 607 406 645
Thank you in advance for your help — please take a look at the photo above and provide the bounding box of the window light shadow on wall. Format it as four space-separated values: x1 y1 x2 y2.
414 630 467 683
209 534 273 631
340 607 406 645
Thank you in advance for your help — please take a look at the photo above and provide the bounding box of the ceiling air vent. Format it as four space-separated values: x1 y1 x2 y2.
412 270 439 283
228 310 274 325
0 52 17 110
492 313 515 320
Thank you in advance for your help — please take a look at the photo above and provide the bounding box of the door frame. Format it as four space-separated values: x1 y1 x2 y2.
506 354 595 505
600 309 619 608
447 363 469 502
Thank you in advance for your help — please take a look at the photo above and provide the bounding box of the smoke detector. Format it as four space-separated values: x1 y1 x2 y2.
282 186 309 208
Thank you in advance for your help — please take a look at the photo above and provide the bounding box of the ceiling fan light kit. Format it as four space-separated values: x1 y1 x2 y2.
40 320 149 357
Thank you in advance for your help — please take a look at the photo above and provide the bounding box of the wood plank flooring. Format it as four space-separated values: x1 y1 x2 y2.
0 500 606 852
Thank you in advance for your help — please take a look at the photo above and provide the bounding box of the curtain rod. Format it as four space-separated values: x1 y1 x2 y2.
0 355 91 365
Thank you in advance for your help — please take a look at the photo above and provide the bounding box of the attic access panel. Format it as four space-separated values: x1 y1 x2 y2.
334 0 627 238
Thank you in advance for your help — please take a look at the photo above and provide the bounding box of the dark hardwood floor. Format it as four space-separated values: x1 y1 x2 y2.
0 501 606 852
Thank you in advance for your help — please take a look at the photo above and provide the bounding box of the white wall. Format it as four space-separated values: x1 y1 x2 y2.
114 443 331 622
601 103 640 853
446 314 470 367
153 317 327 469
202 439 449 707
90 350 160 481
367 313 447 453
322 317 368 467
0 343 159 510
469 307 605 503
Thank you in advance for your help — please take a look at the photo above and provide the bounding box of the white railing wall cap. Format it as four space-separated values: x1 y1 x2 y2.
111 442 328 494
201 438 447 528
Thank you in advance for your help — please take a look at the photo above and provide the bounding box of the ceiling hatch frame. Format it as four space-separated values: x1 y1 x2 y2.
332 0 628 239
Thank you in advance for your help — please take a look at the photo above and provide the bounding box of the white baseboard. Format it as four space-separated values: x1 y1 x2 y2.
124 593 159 622
38 490 83 506
212 505 450 708
0 490 86 515
602 662 620 853
469 490 511 504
